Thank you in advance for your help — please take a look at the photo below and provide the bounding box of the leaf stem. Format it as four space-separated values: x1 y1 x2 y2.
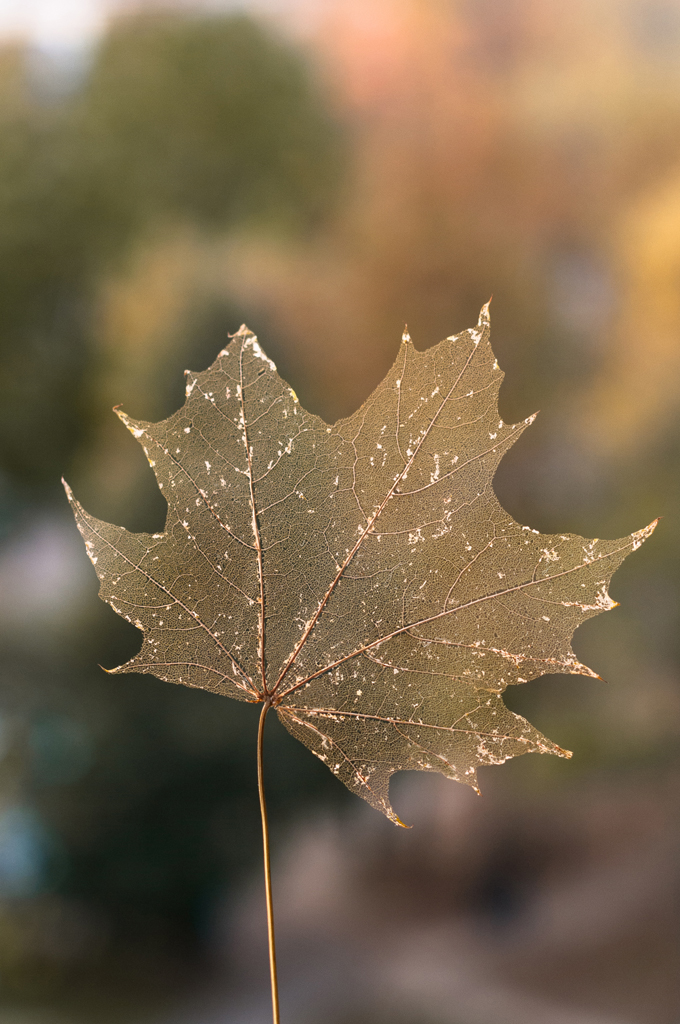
257 699 280 1024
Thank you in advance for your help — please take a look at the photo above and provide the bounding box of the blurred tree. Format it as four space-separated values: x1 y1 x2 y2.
0 12 341 492
78 14 338 234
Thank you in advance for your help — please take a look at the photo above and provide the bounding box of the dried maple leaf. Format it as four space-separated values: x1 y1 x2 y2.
65 305 656 824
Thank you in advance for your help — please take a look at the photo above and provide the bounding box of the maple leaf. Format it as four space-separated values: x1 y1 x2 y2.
64 305 656 825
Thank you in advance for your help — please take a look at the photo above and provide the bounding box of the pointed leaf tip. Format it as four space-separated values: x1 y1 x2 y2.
115 408 147 439
229 323 252 338
632 519 659 550
478 300 492 325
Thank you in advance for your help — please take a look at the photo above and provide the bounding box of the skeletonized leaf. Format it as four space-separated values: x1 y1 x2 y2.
65 307 656 823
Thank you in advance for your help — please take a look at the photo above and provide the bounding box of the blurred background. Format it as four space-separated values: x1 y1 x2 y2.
0 0 677 1021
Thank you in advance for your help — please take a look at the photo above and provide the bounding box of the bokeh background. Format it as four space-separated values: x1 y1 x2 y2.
0 1 677 1022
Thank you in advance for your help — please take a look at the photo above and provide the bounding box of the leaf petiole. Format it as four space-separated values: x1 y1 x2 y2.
257 698 280 1024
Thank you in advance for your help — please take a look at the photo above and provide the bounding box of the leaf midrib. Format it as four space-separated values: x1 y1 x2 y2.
276 539 634 703
267 332 483 698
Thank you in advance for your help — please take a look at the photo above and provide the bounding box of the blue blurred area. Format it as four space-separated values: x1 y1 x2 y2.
0 805 64 898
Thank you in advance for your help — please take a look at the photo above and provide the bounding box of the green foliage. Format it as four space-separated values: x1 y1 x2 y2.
77 14 340 232
0 13 341 487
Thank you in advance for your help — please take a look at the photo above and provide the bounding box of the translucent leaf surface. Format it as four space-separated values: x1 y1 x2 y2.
65 307 656 823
